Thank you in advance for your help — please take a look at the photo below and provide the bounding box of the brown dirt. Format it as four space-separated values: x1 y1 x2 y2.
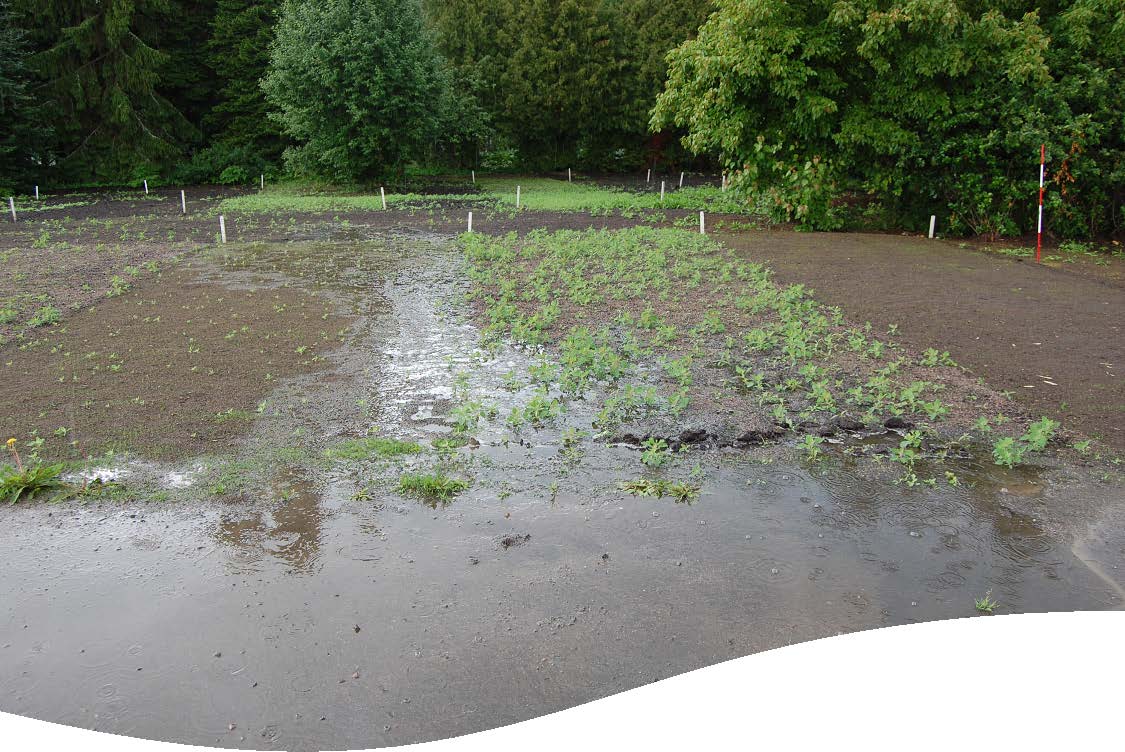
0 262 349 461
4 186 1123 454
720 230 1125 452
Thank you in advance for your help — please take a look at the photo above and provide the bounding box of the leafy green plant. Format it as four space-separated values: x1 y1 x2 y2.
326 436 422 460
800 434 825 461
27 305 60 327
618 478 700 503
397 472 470 502
640 437 671 467
2 438 65 503
975 590 999 614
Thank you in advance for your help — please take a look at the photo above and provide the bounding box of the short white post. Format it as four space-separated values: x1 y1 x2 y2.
568 167 572 182
646 168 651 184
219 215 227 243
380 186 386 210
180 190 186 215
516 185 521 209
679 171 685 188
721 174 727 192
143 179 149 195
34 185 39 200
928 215 936 239
467 211 473 233
471 170 476 184
660 181 665 202
8 197 15 222
260 174 265 190
699 211 705 235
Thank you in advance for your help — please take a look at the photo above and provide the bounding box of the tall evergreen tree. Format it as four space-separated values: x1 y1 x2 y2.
22 0 193 181
158 0 220 137
207 0 284 157
499 0 624 168
0 0 45 192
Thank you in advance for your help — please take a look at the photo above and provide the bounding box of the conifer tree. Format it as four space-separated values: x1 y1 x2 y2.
25 0 192 180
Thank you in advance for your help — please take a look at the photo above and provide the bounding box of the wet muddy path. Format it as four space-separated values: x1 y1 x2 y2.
2 235 1123 750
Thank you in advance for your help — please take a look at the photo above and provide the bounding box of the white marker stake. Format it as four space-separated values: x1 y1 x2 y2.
467 211 473 233
8 197 15 222
679 172 685 188
516 185 521 209
660 181 665 202
471 170 476 184
260 174 265 190
568 168 572 182
380 186 386 210
928 215 936 239
721 174 726 192
219 215 227 243
646 168 651 184
143 179 149 195
34 185 39 200
699 211 705 235
180 190 186 215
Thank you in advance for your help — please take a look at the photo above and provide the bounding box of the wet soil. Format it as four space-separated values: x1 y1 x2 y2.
1 190 1124 750
720 231 1125 452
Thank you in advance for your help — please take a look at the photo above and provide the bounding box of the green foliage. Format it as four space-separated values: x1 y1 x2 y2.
992 416 1059 468
425 0 711 169
24 0 194 181
207 0 284 159
397 471 470 502
653 0 1125 237
975 589 999 613
0 0 46 192
263 0 452 182
618 477 699 503
27 305 60 327
1 460 66 503
640 437 671 467
326 436 423 460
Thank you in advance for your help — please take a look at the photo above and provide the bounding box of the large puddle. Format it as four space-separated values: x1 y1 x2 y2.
2 236 1122 750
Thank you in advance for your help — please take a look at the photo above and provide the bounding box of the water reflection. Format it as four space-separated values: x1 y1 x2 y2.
215 470 325 574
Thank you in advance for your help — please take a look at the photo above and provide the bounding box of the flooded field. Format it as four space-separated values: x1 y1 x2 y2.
2 233 1123 750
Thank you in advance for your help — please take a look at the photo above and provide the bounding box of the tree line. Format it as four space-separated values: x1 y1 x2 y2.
0 0 712 188
1 0 1121 238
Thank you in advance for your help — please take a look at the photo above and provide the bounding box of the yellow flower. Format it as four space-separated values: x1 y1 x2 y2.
5 438 15 448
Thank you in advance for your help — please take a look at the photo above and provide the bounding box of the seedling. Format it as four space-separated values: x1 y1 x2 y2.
974 590 999 613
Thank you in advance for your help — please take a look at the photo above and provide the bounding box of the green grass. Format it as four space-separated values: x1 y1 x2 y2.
326 436 423 460
217 177 759 216
397 471 470 501
477 177 754 214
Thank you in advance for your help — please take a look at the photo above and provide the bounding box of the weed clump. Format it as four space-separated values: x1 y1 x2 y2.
326 436 423 460
397 471 470 502
2 438 66 503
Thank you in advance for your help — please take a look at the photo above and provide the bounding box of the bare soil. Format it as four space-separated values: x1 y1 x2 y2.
718 231 1125 452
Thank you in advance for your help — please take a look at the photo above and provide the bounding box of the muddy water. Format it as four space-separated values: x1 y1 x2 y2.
1 237 1122 750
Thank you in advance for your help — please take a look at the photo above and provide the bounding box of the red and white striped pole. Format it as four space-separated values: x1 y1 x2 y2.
1036 144 1045 263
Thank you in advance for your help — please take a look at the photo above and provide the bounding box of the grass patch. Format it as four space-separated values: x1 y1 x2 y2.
397 471 470 501
326 436 423 460
478 177 755 214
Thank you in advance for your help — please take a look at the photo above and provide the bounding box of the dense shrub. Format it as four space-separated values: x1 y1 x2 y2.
653 0 1125 238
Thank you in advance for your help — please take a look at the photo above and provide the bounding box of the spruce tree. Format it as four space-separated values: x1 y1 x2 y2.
24 0 192 181
207 0 284 157
0 0 44 193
